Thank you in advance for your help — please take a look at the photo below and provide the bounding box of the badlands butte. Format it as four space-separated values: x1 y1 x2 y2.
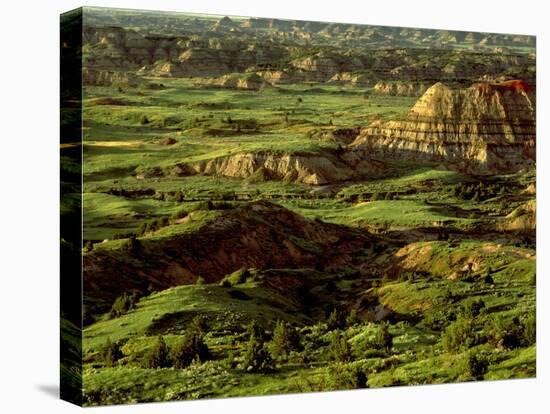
62 7 536 405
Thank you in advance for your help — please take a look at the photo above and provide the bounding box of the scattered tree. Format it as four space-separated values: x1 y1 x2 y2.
463 351 489 380
110 292 138 318
521 311 536 346
329 331 352 362
99 338 123 367
345 308 360 327
271 320 301 358
170 328 210 368
242 334 273 372
142 336 170 369
327 308 345 331
441 316 476 352
328 363 369 389
372 322 393 351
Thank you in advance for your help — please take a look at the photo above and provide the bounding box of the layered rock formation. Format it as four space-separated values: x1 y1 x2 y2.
350 80 536 173
141 151 386 185
195 73 268 90
329 72 375 86
373 80 428 96
182 152 355 185
82 68 144 87
500 199 536 232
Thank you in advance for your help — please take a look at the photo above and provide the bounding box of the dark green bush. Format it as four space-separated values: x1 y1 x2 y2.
329 332 352 362
170 330 210 369
328 363 369 389
125 234 140 251
246 320 267 342
142 336 170 369
462 298 485 318
521 311 536 346
327 308 345 331
242 336 273 372
372 322 393 351
99 338 123 367
109 292 138 318
345 308 360 326
441 316 476 353
489 317 523 349
270 320 301 358
461 351 489 380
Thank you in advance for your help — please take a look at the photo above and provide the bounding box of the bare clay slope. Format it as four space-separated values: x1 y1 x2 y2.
350 80 536 173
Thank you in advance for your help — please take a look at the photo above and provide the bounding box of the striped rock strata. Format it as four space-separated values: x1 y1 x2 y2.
350 80 536 173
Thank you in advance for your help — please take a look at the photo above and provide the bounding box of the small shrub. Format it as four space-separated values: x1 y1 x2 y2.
372 322 393 351
99 338 123 367
441 316 476 353
246 320 267 342
461 351 489 380
109 292 138 318
125 234 140 251
142 336 170 369
189 315 208 334
521 311 536 346
170 329 210 369
328 363 369 390
345 308 360 327
84 240 94 252
270 320 301 359
462 298 485 318
242 336 273 372
226 268 250 285
489 317 523 349
329 332 352 362
327 308 345 331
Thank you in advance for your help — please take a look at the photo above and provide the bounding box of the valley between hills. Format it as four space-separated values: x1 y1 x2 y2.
61 7 536 405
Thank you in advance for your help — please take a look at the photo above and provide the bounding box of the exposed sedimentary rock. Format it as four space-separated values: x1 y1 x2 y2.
82 68 144 87
255 70 304 84
191 152 355 185
195 73 269 90
373 80 428 96
329 72 376 86
350 80 536 173
156 151 386 185
500 199 536 232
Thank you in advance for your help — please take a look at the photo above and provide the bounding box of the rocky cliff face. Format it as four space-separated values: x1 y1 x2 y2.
350 80 536 173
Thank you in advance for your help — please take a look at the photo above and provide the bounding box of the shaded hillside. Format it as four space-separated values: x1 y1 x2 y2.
83 201 378 317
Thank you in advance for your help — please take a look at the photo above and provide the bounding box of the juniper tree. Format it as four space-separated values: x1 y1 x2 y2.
270 320 301 359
